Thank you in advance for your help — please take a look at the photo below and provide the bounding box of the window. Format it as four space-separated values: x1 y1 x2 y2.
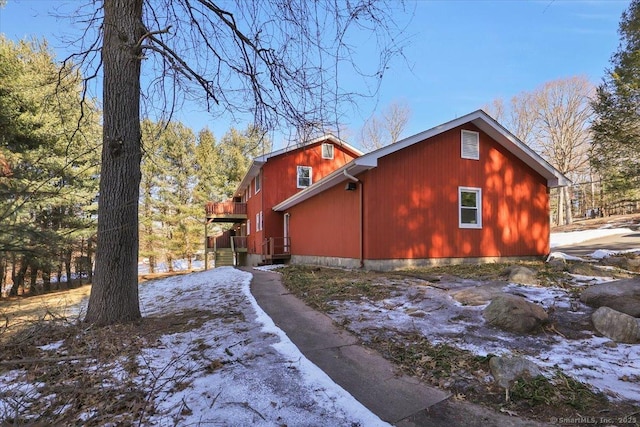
297 166 312 188
255 172 261 194
322 143 334 159
247 219 251 235
256 211 263 232
459 187 482 228
461 130 479 160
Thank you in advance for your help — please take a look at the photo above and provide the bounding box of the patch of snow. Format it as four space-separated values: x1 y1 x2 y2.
589 248 640 259
253 264 286 272
546 251 589 262
550 228 633 248
569 274 617 285
37 340 65 352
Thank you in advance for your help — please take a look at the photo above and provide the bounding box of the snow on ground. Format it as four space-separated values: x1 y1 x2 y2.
2 228 639 423
0 267 388 426
550 227 633 248
327 276 640 402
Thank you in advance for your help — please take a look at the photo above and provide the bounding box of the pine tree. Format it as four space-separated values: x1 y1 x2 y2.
591 0 640 199
0 36 100 295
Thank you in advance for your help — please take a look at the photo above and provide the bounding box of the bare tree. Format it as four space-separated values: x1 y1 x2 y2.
360 100 411 151
67 1 407 324
486 76 594 225
533 77 594 225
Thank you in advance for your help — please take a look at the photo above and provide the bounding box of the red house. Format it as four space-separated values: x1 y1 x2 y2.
205 134 363 267
205 110 569 269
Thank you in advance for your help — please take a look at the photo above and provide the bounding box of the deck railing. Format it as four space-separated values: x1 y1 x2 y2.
205 201 247 216
208 233 247 252
231 236 247 250
262 237 291 260
215 233 231 249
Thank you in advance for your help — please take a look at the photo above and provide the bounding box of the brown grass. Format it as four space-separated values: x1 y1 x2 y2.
281 264 640 426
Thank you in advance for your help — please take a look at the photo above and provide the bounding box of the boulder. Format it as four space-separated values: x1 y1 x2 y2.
489 356 542 390
568 262 607 277
591 306 640 344
483 295 548 333
450 281 507 306
604 256 640 272
580 278 640 317
507 266 538 285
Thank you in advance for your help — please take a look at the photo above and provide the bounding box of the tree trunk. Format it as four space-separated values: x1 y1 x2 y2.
87 237 94 284
564 187 573 225
556 188 564 226
11 259 27 297
85 0 143 325
64 249 72 288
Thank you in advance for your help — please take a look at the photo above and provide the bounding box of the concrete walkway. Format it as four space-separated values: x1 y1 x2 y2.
247 267 549 427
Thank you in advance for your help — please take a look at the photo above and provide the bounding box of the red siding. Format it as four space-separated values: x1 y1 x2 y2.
287 181 360 258
284 125 550 261
247 140 359 254
362 124 549 259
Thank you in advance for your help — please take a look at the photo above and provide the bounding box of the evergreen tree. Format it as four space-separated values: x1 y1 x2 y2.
217 126 271 199
591 0 640 198
0 36 100 295
193 128 221 203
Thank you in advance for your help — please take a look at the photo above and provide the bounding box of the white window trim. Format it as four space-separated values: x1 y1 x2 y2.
459 186 482 229
321 143 334 159
461 130 480 160
297 166 312 188
247 219 251 235
255 211 263 232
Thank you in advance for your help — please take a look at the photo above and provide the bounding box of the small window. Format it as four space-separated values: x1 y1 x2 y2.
255 172 261 194
247 219 251 235
459 187 482 228
461 130 479 160
255 211 263 232
297 166 312 188
322 143 334 159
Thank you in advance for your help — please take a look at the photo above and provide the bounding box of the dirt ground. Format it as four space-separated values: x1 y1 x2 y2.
1 214 640 426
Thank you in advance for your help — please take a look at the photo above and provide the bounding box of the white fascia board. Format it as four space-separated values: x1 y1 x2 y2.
234 134 364 198
469 114 571 188
233 160 264 198
357 109 570 188
273 163 371 211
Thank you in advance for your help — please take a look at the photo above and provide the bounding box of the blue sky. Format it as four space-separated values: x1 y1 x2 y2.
0 0 630 148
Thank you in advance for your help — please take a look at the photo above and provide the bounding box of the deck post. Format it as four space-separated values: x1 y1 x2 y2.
204 221 208 270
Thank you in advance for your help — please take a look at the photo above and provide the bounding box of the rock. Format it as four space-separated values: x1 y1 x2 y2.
450 281 507 306
591 306 640 344
483 295 548 333
605 256 640 272
579 278 640 317
547 258 568 271
568 263 606 277
489 356 542 390
507 266 538 285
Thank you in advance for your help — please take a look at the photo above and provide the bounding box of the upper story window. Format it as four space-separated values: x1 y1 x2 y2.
255 172 261 194
297 166 312 188
459 187 482 229
461 130 479 160
321 143 334 159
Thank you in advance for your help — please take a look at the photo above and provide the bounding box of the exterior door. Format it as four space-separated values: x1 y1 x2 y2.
283 213 290 252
